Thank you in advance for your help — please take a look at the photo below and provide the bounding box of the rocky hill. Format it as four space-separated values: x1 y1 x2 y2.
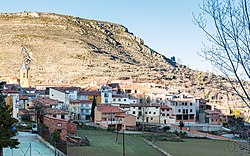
0 12 249 116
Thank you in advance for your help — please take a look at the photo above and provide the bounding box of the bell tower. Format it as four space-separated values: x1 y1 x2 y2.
20 63 30 88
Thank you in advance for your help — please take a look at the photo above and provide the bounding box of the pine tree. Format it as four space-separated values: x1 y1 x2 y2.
91 96 97 122
0 82 19 156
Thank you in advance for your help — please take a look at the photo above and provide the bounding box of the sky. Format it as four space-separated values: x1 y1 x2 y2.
0 0 216 72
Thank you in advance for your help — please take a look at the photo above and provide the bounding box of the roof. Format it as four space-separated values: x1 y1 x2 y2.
78 100 93 103
115 113 135 118
169 98 194 102
160 105 172 109
44 108 68 115
130 103 161 107
96 105 123 113
19 96 29 100
23 87 36 91
204 109 220 115
32 97 61 106
70 99 81 103
51 87 80 93
35 90 46 95
79 91 101 96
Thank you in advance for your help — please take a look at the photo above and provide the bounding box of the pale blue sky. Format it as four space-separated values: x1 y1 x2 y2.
0 0 215 72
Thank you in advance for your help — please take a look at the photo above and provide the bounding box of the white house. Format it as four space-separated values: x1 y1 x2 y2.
128 104 161 123
49 87 80 110
101 86 112 103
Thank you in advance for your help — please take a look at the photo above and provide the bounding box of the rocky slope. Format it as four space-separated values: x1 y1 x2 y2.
0 12 249 117
0 12 175 83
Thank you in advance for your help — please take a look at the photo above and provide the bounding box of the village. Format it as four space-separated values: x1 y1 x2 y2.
1 63 249 155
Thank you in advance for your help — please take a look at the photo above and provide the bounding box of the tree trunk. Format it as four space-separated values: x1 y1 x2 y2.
0 147 3 156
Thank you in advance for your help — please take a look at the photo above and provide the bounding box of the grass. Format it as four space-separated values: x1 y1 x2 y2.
154 139 250 156
68 129 163 156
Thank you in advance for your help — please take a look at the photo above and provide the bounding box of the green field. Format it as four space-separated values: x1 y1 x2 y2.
154 139 250 156
68 130 163 156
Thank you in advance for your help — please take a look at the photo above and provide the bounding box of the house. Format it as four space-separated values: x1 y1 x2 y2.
111 94 137 105
80 100 92 121
94 105 126 129
169 98 197 123
115 113 137 130
100 86 112 103
43 108 69 120
29 97 64 121
43 115 77 141
69 99 81 120
128 104 161 123
49 87 80 110
78 91 101 104
160 105 175 124
4 90 19 119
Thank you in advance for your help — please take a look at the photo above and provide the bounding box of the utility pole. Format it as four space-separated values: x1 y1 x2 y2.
123 130 125 156
142 93 145 132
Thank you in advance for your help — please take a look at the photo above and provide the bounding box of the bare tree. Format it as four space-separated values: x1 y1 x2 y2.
194 0 250 108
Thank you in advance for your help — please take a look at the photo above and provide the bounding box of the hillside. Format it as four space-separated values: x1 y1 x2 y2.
0 12 248 116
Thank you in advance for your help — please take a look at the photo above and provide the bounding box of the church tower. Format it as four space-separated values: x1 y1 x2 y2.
20 63 30 88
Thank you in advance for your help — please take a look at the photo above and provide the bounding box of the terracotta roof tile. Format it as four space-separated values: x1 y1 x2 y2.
32 97 60 106
96 105 123 113
44 108 68 115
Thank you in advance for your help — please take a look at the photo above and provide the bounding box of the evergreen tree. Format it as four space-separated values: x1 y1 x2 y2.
91 96 97 122
179 121 184 130
0 82 19 156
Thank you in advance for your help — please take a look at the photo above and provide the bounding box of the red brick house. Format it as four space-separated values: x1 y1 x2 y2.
43 115 77 141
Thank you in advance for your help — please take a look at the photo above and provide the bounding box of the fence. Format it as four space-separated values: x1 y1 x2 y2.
38 124 67 155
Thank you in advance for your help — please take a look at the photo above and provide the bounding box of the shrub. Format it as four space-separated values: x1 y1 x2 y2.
163 126 170 132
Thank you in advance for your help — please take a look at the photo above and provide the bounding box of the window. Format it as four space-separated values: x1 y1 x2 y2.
132 111 136 114
27 104 29 107
151 118 153 120
113 99 116 101
178 109 181 113
124 99 126 101
145 112 148 114
167 114 169 116
190 103 192 106
211 119 214 122
105 99 108 103
153 112 156 115
61 115 65 119
182 102 184 105
118 99 121 101
155 107 158 109
149 111 151 114
53 115 56 118
138 107 141 110
190 109 192 112
137 117 139 119
138 112 142 116
185 102 187 106
56 123 62 127
162 113 165 116
162 109 165 111
167 109 169 111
